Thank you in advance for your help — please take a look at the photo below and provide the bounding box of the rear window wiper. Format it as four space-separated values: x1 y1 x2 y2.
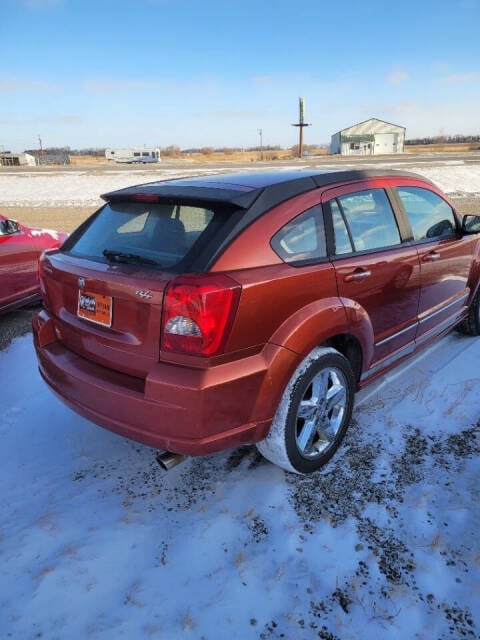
103 249 160 266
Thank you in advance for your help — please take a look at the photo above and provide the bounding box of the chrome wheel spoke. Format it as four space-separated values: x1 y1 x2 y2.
311 370 329 403
297 399 317 421
326 382 346 414
296 419 317 454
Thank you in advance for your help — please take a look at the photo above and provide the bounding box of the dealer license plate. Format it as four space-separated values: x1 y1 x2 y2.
77 291 112 327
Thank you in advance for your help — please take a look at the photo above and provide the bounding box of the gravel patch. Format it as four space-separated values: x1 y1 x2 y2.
0 306 38 351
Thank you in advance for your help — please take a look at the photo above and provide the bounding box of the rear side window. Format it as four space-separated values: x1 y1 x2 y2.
396 187 456 241
334 189 401 252
271 205 327 264
67 201 215 269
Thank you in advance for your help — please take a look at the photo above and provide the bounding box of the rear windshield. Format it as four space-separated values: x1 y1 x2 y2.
66 201 218 270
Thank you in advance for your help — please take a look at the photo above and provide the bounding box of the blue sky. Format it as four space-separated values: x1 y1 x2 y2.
1 0 479 151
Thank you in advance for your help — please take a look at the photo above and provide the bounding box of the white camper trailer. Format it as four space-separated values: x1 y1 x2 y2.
105 148 161 163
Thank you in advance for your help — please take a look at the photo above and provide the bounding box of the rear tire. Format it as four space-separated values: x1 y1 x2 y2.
457 288 480 336
256 347 355 474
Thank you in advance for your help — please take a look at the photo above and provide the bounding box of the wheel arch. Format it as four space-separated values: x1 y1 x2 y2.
251 299 373 433
269 297 373 380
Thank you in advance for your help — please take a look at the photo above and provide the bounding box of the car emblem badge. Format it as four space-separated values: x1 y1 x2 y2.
136 289 152 300
78 277 86 289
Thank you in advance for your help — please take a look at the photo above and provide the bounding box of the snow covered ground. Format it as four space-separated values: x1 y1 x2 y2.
0 162 480 207
0 330 479 639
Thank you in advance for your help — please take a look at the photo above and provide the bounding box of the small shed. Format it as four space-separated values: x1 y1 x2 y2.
331 118 405 155
0 152 37 167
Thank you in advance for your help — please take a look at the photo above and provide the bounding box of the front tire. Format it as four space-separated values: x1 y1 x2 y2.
256 347 355 474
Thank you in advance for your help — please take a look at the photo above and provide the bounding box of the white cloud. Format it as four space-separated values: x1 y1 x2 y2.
0 75 58 93
253 76 275 88
0 111 17 125
386 69 409 85
35 114 85 125
388 100 423 115
82 76 221 96
441 71 480 84
193 109 278 120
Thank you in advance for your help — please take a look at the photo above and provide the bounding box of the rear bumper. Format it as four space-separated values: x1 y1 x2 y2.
33 311 296 455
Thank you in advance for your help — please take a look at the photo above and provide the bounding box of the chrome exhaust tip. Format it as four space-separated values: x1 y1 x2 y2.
156 451 187 471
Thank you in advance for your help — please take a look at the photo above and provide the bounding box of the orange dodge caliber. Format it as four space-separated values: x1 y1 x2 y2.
33 170 480 473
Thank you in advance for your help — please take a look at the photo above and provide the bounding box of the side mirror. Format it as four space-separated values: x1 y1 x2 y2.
426 219 454 238
462 214 480 234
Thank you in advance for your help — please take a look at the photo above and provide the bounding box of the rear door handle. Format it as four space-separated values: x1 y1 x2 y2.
422 251 440 262
344 268 372 283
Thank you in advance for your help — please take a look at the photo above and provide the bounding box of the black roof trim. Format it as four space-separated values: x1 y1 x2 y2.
102 169 430 208
311 169 429 187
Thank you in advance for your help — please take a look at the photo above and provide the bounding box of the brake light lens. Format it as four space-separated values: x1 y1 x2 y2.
161 274 241 356
131 194 159 202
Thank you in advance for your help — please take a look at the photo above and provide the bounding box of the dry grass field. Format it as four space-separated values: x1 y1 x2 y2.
66 144 480 166
404 142 480 153
69 147 330 166
2 205 96 233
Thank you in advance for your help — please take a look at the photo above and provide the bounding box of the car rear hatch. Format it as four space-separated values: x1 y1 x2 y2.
41 252 171 378
40 196 243 378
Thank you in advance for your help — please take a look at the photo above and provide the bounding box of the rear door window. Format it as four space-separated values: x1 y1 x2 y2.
67 201 215 269
334 189 401 252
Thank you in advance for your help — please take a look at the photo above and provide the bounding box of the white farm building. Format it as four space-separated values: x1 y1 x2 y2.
331 118 405 156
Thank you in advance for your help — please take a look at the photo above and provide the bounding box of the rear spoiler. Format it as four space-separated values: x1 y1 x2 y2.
101 184 261 209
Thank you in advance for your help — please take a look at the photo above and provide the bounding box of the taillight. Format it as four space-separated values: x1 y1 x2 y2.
161 274 241 356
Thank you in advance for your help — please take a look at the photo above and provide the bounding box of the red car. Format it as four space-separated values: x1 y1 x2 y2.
32 170 480 473
0 215 68 314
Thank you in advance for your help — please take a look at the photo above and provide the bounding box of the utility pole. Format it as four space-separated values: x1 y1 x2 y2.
38 135 43 165
291 97 311 158
258 128 263 160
